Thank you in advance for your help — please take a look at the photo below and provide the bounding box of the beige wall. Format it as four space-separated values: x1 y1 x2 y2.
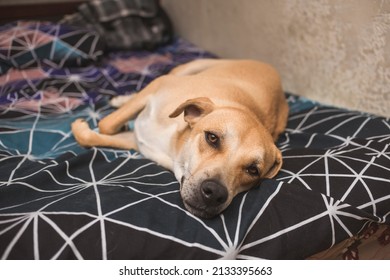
161 0 390 117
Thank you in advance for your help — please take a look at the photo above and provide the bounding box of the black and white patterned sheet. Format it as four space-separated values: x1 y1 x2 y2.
0 22 389 259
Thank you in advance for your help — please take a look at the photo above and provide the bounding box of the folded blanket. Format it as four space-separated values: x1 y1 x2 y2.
60 0 173 50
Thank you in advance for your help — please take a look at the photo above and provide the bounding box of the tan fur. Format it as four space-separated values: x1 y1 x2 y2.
72 59 288 218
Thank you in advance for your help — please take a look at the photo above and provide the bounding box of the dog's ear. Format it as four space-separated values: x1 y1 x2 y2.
264 148 283 179
169 97 215 127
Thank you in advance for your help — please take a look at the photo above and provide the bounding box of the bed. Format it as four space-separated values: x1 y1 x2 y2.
1 15 389 259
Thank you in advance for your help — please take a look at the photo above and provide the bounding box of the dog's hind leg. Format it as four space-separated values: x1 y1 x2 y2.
72 119 138 150
109 95 135 108
98 76 166 135
97 93 149 135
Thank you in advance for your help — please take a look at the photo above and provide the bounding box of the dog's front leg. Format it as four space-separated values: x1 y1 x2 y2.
72 119 138 150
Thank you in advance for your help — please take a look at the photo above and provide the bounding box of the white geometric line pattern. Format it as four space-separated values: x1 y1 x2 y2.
1 22 389 258
0 21 103 75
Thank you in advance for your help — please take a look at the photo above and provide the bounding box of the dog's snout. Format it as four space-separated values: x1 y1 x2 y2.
200 180 228 207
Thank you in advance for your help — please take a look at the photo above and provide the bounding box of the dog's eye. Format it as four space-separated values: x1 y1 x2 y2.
205 131 220 148
246 164 259 177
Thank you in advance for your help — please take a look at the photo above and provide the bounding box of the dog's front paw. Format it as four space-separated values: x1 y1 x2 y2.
110 95 135 108
71 119 95 147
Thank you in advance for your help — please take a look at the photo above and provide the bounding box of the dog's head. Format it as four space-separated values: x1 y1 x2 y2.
169 97 283 219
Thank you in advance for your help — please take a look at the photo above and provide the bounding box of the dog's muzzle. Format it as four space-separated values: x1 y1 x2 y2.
181 179 229 219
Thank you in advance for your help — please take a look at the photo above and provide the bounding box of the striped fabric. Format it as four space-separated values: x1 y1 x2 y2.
60 0 173 50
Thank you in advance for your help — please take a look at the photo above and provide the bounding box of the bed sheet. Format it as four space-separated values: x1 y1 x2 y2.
1 21 389 259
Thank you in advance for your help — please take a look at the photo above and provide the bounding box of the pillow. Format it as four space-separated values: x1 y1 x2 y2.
60 0 173 51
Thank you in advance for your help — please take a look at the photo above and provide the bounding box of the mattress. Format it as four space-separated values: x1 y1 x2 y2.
1 21 389 259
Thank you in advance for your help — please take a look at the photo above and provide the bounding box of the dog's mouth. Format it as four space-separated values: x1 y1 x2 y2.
182 200 221 219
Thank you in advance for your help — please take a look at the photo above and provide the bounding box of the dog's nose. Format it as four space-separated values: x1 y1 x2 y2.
200 180 228 207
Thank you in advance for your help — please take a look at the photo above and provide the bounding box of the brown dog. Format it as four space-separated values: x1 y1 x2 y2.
72 59 288 218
